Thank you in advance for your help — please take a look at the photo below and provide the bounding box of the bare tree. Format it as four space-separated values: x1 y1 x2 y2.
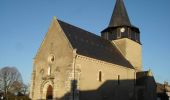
0 66 23 98
10 81 23 94
20 83 30 95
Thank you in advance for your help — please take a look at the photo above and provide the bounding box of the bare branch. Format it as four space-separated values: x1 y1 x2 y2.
0 66 23 98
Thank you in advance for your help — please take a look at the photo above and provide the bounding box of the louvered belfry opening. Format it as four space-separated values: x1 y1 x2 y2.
101 0 141 44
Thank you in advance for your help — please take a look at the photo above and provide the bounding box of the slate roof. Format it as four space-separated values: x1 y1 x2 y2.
102 0 139 33
58 20 133 68
109 0 131 28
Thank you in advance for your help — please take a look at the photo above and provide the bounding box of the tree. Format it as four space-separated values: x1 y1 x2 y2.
20 83 30 95
9 80 23 94
0 66 23 98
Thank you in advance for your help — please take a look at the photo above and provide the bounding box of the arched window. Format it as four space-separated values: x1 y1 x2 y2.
48 66 51 76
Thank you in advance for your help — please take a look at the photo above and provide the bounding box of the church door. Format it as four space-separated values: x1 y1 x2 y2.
46 85 53 99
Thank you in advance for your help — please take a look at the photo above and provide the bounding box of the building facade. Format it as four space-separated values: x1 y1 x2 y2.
30 0 156 100
157 82 170 100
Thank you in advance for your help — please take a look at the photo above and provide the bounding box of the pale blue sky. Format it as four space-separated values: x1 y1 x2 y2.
0 0 170 84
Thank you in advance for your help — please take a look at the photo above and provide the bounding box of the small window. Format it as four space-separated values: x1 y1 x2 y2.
134 33 137 41
48 66 51 76
106 32 109 40
117 29 121 38
117 33 121 38
99 71 102 82
128 28 131 38
103 32 109 40
131 32 136 40
118 75 120 85
135 33 140 42
134 72 136 86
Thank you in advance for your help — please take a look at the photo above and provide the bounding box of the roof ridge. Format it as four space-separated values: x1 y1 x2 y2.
57 19 101 38
57 19 134 68
57 19 118 43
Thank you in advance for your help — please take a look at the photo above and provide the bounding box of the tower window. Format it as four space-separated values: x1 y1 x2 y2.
128 28 131 38
106 32 109 40
117 29 121 38
103 33 107 39
135 33 140 42
99 71 102 82
104 32 109 40
131 32 136 40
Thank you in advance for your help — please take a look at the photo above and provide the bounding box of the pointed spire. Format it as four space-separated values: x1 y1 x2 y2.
109 0 131 27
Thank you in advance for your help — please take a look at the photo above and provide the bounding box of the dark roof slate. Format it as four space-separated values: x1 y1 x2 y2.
101 0 140 33
109 0 131 27
58 20 133 68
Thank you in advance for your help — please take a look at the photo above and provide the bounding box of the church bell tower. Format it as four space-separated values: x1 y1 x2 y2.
101 0 142 71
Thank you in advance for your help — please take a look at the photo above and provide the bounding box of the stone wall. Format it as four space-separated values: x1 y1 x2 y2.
30 18 73 99
75 55 136 100
113 38 142 71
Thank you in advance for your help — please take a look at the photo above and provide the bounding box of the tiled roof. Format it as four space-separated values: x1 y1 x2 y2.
58 20 133 68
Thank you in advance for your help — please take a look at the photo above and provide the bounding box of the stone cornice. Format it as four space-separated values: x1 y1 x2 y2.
76 54 133 71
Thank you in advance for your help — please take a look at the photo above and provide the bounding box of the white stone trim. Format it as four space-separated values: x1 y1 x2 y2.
40 80 54 99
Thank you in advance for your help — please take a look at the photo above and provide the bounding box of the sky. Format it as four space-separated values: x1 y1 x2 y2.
0 0 170 84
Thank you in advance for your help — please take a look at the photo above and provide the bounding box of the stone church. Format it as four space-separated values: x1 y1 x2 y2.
30 0 156 100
